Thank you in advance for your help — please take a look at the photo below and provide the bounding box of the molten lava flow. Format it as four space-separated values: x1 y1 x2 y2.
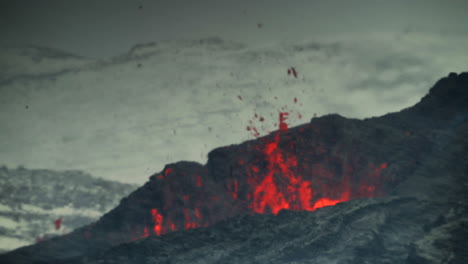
184 209 199 229
241 111 385 215
312 197 345 210
196 175 203 187
141 100 387 238
227 179 239 199
151 209 163 236
245 112 320 214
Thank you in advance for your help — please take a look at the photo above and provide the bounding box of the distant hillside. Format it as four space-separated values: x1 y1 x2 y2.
0 166 137 253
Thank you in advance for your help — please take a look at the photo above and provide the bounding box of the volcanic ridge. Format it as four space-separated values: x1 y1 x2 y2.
1 72 467 264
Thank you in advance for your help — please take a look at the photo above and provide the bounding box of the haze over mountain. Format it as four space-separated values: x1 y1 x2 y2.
1 72 466 264
1 33 467 184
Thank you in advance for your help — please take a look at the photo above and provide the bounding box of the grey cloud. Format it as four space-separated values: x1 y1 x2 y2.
373 54 426 71
0 32 466 183
349 69 432 91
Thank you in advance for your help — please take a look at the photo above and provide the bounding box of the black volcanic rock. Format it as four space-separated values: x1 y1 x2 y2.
63 197 463 264
1 72 467 264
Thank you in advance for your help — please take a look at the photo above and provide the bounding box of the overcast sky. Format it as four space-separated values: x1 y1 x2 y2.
0 0 467 183
1 0 468 58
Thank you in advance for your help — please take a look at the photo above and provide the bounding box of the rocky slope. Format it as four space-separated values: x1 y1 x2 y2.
1 72 467 263
0 167 137 253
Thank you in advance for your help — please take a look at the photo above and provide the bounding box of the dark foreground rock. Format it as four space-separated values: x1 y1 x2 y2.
67 196 467 264
1 72 467 263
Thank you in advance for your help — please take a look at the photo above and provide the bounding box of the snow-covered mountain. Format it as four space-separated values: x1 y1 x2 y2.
0 166 137 253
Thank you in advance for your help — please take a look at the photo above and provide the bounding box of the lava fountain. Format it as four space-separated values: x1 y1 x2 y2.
141 102 387 238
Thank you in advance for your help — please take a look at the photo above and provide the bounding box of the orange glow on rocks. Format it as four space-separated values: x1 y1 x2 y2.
240 111 386 215
164 168 173 176
227 179 239 199
139 102 388 238
312 197 345 211
243 112 352 214
169 221 176 231
142 227 149 238
196 175 203 187
195 208 202 220
184 209 199 229
151 209 163 236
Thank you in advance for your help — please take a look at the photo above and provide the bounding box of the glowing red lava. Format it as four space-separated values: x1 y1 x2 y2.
151 209 163 236
240 111 376 215
141 98 387 238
